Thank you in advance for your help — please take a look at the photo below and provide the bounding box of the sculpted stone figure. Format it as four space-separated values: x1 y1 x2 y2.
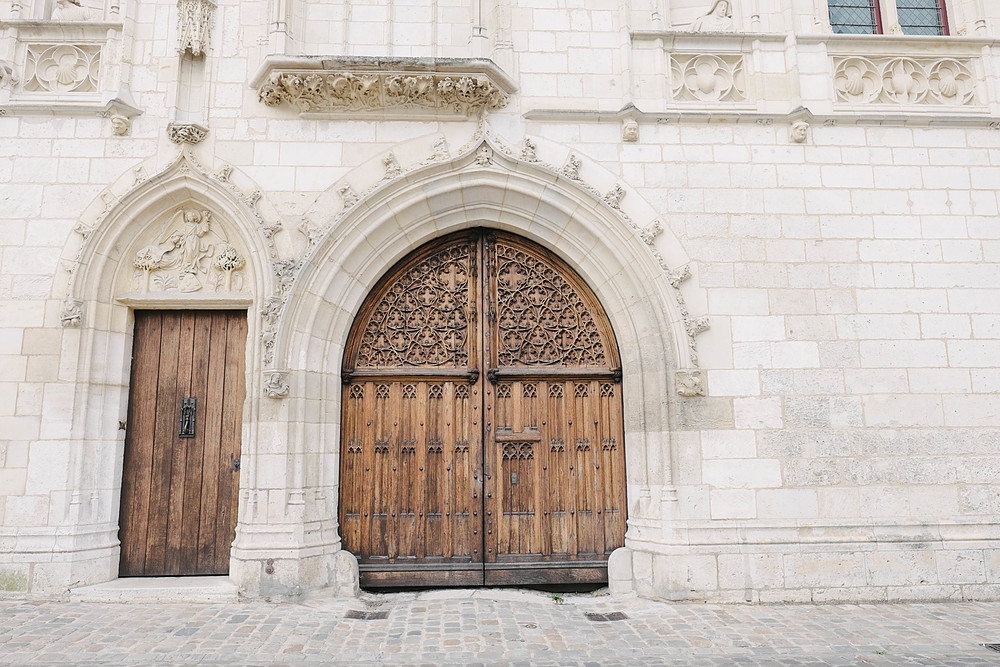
51 0 92 20
690 0 735 33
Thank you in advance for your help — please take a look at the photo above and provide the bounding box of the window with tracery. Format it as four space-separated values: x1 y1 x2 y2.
828 0 948 35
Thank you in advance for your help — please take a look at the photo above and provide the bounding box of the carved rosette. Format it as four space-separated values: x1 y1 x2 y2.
258 71 510 116
131 208 246 293
834 56 978 106
177 0 216 56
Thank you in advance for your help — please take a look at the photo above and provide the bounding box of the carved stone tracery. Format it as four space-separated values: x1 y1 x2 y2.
177 0 216 56
834 56 978 106
493 242 607 367
355 242 473 368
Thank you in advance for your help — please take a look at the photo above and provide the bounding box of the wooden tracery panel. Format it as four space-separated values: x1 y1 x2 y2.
340 230 625 588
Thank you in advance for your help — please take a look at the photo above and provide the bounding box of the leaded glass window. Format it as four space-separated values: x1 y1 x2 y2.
829 0 882 34
897 0 948 35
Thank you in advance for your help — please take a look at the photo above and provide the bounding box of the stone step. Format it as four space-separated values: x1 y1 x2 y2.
70 577 238 604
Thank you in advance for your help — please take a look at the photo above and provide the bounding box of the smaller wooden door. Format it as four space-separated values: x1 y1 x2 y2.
118 310 246 576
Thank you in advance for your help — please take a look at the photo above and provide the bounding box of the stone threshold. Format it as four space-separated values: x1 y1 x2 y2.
70 576 238 604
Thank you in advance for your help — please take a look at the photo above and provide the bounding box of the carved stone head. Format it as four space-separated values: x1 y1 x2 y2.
790 120 809 144
622 119 639 143
110 114 130 136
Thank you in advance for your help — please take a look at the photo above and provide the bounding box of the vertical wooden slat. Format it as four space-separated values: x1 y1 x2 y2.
142 312 180 575
197 311 228 572
216 311 246 573
119 312 161 576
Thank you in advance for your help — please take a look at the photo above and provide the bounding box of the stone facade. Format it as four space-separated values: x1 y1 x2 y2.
1 0 1000 602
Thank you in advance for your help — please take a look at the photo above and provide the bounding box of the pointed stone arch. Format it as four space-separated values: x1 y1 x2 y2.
49 149 279 590
247 129 700 596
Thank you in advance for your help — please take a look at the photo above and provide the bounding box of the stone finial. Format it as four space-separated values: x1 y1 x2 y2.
675 370 705 397
622 119 639 143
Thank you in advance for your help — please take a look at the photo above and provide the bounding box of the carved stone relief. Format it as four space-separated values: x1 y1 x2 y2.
264 371 290 398
834 57 978 106
622 119 639 143
110 114 130 136
675 370 705 397
60 298 83 327
51 0 93 21
689 0 735 33
131 208 246 293
789 120 809 144
671 54 746 103
0 61 18 90
177 0 216 56
258 71 509 116
167 122 209 144
23 44 101 94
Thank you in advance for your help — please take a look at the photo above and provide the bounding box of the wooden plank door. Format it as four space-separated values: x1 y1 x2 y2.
119 310 246 576
482 234 627 585
340 230 626 588
340 234 485 587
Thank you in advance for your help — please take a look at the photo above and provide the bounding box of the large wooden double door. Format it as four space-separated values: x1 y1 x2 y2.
340 230 626 587
119 310 246 576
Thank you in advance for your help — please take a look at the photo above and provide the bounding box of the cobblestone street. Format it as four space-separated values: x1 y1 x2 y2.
2 589 1000 665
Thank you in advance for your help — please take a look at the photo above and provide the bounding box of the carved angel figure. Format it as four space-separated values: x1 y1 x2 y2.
690 0 735 33
51 0 92 21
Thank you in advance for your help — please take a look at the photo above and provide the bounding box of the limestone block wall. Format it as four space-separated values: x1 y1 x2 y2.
0 0 999 601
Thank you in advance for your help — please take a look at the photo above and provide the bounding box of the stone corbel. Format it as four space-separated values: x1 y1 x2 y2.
167 122 209 144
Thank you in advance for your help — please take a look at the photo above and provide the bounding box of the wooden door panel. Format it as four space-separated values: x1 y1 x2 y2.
119 310 246 577
341 230 624 587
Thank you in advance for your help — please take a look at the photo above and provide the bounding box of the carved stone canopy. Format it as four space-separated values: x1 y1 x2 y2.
251 55 518 118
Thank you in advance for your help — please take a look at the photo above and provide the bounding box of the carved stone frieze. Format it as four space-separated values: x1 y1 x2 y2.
167 122 209 144
264 371 290 398
338 185 359 209
670 54 746 103
132 208 246 293
382 153 402 180
254 57 514 117
834 56 978 106
177 0 216 56
520 138 538 162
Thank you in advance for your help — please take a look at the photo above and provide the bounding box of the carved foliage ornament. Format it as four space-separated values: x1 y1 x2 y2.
167 123 208 144
177 0 217 56
355 242 473 369
258 71 509 115
132 208 246 293
671 54 746 103
834 57 978 106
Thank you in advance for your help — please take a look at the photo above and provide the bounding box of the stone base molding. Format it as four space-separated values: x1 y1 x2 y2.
609 520 1000 603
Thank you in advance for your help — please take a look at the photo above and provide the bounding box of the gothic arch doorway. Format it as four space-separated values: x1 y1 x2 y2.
339 230 626 587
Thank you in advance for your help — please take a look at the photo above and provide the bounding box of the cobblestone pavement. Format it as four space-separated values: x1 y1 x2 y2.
2 588 1000 665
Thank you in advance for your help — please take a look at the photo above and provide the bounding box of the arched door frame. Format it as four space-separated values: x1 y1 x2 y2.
276 137 691 592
